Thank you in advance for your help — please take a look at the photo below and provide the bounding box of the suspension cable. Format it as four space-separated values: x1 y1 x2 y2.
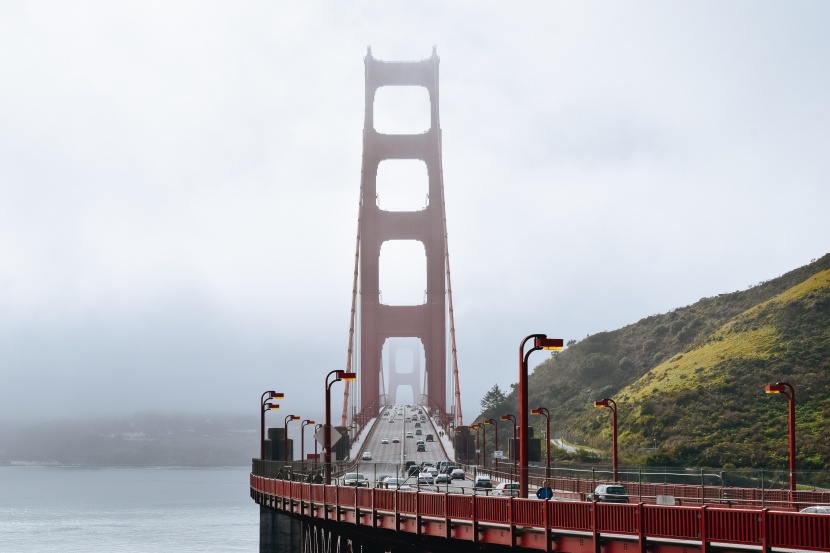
437 136 463 427
341 196 363 427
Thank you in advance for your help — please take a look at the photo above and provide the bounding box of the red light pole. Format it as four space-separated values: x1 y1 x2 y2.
501 414 517 484
519 334 563 498
480 424 487 468
325 370 357 484
300 419 315 471
765 382 796 491
593 399 618 481
313 423 322 472
485 419 498 474
531 407 551 482
470 424 481 466
260 391 284 459
284 415 300 464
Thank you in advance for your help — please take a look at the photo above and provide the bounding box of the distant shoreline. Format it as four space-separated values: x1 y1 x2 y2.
4 461 251 468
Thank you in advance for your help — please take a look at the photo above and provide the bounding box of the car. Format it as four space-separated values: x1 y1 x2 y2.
425 434 434 442
381 438 389 444
416 443 426 452
588 484 629 503
414 422 421 428
406 432 414 439
451 468 465 480
389 418 394 423
417 472 434 485
392 436 400 443
473 475 492 488
800 506 830 514
383 477 409 490
415 429 422 436
435 473 451 484
342 473 369 487
425 467 438 477
494 482 520 497
362 452 372 460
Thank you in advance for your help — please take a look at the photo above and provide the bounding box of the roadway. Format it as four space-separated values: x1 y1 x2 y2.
349 403 461 489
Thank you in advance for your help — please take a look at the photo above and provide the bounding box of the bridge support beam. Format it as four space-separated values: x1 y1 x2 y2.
260 506 302 552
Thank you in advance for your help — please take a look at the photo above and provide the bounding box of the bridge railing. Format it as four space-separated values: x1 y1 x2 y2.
462 462 830 510
251 471 830 552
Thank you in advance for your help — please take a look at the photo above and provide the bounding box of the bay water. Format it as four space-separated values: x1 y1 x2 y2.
0 466 258 552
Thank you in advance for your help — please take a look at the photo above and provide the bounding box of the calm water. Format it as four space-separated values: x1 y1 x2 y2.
0 466 258 552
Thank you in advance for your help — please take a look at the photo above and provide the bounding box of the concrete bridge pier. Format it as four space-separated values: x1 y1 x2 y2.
259 506 302 552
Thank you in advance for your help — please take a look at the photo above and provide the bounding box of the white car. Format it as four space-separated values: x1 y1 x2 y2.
405 432 414 439
392 436 400 443
381 438 389 444
800 506 830 514
362 452 372 460
417 473 434 485
494 482 520 497
384 477 408 490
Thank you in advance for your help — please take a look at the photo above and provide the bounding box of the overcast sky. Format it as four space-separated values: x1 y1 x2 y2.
1 2 828 428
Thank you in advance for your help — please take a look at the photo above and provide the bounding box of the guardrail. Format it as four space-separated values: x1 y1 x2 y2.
468 464 830 510
251 471 830 552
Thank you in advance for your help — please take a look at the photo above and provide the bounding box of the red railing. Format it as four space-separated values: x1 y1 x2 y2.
769 510 830 551
548 501 592 532
446 494 472 518
642 504 699 539
251 475 830 552
595 502 638 534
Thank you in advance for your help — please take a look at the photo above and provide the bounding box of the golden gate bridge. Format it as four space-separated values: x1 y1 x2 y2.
251 47 830 553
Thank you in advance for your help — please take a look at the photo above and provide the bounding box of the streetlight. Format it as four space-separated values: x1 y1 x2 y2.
485 419 498 474
470 424 481 466
313 423 323 472
593 399 618 481
765 382 796 491
284 415 301 464
301 419 315 471
501 414 517 484
260 391 284 459
519 334 563 497
531 407 550 482
325 370 357 484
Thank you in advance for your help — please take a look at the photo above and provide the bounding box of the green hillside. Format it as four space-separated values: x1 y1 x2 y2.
477 253 830 471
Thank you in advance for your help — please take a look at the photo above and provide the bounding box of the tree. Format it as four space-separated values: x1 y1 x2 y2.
480 384 507 413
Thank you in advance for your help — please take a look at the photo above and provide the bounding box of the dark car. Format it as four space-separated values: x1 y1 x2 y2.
588 484 629 503
473 475 492 489
425 434 434 442
342 473 369 487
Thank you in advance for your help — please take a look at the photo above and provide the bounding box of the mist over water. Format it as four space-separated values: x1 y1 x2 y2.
0 466 257 552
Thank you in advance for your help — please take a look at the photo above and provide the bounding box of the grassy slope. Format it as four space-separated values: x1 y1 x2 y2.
480 253 830 470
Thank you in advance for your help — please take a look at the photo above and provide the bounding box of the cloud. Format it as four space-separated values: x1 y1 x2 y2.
1 2 828 421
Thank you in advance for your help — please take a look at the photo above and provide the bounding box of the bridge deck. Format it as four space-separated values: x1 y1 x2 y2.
251 471 830 553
